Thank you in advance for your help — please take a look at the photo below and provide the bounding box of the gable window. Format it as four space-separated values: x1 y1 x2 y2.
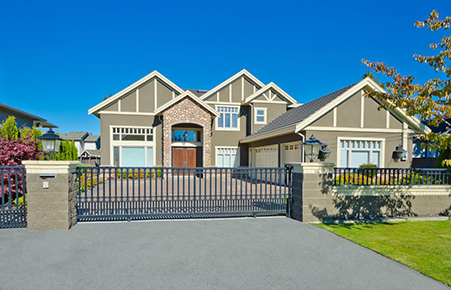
254 108 267 124
216 147 238 167
217 106 239 130
339 139 383 167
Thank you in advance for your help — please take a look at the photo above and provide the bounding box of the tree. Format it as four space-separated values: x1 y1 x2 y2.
54 139 78 161
362 10 451 164
0 116 19 140
362 71 382 86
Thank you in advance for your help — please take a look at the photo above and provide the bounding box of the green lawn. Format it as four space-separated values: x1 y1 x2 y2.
316 221 451 286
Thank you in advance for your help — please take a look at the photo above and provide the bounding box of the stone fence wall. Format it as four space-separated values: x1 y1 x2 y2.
290 163 451 223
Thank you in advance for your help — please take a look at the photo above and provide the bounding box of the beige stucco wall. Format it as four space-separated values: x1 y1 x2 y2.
252 103 287 133
100 114 161 166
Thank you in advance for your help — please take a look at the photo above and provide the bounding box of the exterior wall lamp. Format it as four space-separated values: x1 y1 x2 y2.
38 128 63 157
392 145 407 162
318 144 332 161
302 134 324 162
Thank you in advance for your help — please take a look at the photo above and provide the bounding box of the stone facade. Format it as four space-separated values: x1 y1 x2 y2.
161 97 213 167
23 161 79 230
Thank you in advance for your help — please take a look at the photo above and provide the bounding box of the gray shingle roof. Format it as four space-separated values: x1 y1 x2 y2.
82 149 101 157
0 102 58 128
244 83 357 139
187 89 208 97
59 131 89 140
85 135 100 142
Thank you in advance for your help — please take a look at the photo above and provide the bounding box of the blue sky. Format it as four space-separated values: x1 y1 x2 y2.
0 0 449 135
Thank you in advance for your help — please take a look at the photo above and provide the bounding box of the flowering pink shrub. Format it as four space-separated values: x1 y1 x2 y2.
0 129 45 203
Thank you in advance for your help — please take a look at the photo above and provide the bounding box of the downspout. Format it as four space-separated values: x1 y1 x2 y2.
159 115 164 166
249 103 254 167
296 132 305 163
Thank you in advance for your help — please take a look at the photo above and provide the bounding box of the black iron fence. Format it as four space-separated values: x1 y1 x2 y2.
1 166 27 228
77 166 292 221
333 167 451 186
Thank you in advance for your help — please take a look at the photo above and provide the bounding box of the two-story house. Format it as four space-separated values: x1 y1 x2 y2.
88 70 429 168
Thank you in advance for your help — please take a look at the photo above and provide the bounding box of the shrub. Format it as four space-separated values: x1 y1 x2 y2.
334 173 369 185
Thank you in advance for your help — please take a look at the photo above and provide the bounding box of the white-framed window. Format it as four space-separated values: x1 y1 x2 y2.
216 147 238 167
112 127 153 142
111 126 155 166
216 106 239 130
254 107 267 124
113 146 154 167
339 139 383 167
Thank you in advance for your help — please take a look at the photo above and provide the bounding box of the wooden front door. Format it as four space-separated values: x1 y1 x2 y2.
172 147 197 167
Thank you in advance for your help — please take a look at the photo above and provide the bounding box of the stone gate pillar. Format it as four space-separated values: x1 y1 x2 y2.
290 162 334 222
23 161 79 231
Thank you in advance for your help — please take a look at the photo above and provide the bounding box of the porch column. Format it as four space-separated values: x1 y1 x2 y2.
23 161 79 231
290 162 334 222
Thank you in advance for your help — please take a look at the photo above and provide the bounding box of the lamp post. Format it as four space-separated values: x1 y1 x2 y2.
302 134 324 162
37 128 63 159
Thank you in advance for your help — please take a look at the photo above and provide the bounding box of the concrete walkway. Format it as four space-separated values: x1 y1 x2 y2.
1 218 449 290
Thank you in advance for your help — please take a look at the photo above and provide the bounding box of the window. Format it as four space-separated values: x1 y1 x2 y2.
112 127 153 142
339 139 382 167
113 146 154 167
217 107 239 130
172 130 201 142
254 108 267 124
217 147 238 167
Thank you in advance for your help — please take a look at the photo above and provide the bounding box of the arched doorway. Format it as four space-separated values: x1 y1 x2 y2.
171 123 203 167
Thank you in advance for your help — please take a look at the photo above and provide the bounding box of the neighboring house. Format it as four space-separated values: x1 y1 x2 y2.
0 102 57 128
88 70 429 168
79 135 101 165
84 135 100 150
59 131 90 156
411 118 450 168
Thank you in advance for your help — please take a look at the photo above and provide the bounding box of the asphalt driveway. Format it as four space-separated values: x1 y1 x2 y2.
1 218 449 290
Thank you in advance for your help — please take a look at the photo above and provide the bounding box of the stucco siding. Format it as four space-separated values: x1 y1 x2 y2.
364 97 388 128
231 79 242 102
218 85 230 103
156 80 173 108
243 77 257 99
336 91 361 127
99 114 161 166
138 79 155 113
103 102 119 112
121 91 136 112
311 110 334 127
253 103 287 132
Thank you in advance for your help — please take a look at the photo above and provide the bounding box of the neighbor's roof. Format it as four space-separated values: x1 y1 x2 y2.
60 131 89 140
243 83 356 140
0 102 57 128
85 135 100 142
82 149 101 157
187 89 208 97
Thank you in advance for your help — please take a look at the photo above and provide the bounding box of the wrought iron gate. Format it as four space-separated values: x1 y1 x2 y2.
1 166 27 228
77 167 292 221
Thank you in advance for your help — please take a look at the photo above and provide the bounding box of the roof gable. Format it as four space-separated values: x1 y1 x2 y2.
88 71 184 116
154 91 220 117
242 78 430 143
244 82 297 104
200 69 265 101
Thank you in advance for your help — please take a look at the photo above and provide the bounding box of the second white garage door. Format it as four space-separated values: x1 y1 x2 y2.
254 145 279 167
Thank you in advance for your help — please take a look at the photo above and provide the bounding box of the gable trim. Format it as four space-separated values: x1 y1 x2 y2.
244 82 297 105
294 77 431 134
154 90 220 117
88 71 184 116
200 69 265 101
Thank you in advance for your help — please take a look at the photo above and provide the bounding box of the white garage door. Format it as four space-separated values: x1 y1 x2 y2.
254 145 279 167
282 143 302 166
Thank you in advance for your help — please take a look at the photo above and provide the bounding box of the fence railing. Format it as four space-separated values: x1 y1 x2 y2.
77 166 291 221
1 166 27 228
333 167 451 186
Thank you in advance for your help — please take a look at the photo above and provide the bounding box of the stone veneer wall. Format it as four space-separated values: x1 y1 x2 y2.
161 97 213 167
